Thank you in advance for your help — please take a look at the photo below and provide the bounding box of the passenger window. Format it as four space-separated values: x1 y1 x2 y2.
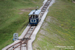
30 15 38 18
33 15 36 18
36 15 38 18
34 15 36 18
31 15 33 18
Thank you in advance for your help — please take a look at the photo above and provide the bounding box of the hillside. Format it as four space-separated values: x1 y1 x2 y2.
0 0 43 49
33 0 75 50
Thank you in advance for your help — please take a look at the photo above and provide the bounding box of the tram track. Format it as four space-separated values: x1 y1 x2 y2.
5 0 52 50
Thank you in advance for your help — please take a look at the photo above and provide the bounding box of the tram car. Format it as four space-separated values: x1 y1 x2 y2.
29 9 41 26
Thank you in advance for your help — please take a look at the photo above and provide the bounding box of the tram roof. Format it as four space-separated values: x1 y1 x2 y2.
29 9 41 15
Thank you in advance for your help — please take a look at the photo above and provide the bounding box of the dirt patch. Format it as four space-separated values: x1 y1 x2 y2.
46 16 58 24
72 1 75 3
46 16 51 22
40 30 46 35
19 8 35 14
39 29 61 40
46 16 61 27
73 1 75 3
20 9 32 12
42 22 48 29
33 44 39 50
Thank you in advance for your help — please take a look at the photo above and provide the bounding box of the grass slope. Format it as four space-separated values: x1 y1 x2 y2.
0 0 43 49
33 0 75 50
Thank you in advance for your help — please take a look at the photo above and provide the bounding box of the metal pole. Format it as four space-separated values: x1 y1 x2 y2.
20 42 22 50
26 43 28 50
13 46 14 50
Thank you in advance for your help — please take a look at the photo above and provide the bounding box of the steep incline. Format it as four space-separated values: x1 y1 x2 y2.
0 0 43 49
33 0 75 50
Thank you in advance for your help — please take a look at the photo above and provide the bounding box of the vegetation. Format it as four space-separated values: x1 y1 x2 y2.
33 0 75 50
67 0 75 2
0 0 43 49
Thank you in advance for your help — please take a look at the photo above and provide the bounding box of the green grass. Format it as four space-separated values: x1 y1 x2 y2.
0 0 43 49
33 0 75 50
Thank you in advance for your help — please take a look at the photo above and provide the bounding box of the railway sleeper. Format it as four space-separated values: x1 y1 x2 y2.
28 31 32 33
29 29 34 31
44 6 48 7
40 13 43 15
26 33 31 36
21 44 26 47
41 10 45 12
31 26 35 29
43 8 46 10
25 35 30 38
45 4 49 6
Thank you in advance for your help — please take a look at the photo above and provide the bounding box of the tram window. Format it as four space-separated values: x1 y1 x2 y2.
33 15 34 18
33 15 36 18
31 15 32 18
36 15 38 18
31 15 34 18
30 15 38 18
34 15 36 18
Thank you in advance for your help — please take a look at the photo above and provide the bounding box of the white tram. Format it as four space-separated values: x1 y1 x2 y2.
29 9 41 26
